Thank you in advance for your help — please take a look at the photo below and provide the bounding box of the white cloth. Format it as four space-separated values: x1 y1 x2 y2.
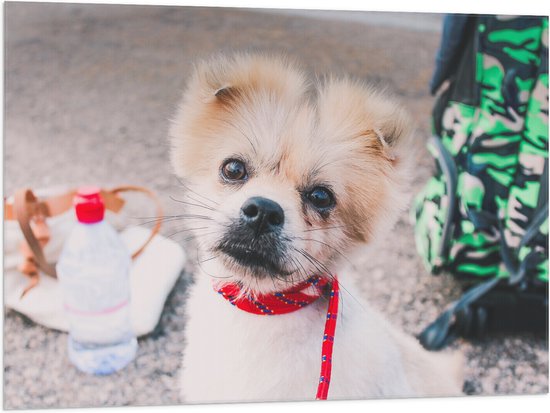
4 210 186 337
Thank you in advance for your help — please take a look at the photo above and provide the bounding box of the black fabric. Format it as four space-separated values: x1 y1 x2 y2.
469 287 548 336
430 14 475 96
431 15 479 136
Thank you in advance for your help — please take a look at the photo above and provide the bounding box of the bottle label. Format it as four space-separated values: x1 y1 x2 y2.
58 264 133 345
64 299 129 316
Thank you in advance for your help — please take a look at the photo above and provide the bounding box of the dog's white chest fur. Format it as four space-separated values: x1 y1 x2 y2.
180 272 460 403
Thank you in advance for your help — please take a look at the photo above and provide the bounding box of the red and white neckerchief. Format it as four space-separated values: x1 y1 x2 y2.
215 275 340 400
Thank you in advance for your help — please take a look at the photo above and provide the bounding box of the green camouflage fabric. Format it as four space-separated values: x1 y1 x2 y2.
414 16 548 285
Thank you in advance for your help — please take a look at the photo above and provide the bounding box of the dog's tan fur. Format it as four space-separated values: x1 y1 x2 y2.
170 53 463 402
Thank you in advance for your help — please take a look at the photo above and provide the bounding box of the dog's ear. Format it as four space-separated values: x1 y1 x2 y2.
184 55 235 104
186 53 309 107
213 85 242 106
214 85 234 99
370 103 413 163
317 78 413 164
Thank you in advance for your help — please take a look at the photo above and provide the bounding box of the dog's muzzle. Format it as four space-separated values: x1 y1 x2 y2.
216 197 289 276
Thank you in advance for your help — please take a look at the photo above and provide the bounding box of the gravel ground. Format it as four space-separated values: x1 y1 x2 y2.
3 3 548 409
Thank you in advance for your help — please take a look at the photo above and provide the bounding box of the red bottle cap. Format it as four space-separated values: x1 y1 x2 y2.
74 186 105 224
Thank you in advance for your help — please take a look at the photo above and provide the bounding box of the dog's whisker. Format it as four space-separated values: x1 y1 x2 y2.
130 214 201 226
172 231 220 244
293 236 353 267
219 119 258 157
138 214 215 226
288 255 310 286
175 177 220 206
130 214 186 220
296 248 331 277
165 226 210 238
183 193 217 209
197 254 219 264
194 247 230 280
293 248 359 311
300 225 346 233
169 195 216 211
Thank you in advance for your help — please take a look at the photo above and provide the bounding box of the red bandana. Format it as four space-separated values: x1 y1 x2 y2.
216 275 340 400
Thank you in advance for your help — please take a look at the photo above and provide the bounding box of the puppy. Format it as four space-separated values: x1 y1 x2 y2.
169 53 463 403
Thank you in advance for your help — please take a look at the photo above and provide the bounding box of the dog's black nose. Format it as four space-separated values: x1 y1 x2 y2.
241 197 285 234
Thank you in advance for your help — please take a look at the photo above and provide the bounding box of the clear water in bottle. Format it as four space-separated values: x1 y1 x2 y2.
56 187 137 375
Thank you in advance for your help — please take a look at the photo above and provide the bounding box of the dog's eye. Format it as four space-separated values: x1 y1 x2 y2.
221 159 248 181
306 187 335 210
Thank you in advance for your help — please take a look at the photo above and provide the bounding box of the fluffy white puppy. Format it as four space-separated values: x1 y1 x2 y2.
169 53 463 403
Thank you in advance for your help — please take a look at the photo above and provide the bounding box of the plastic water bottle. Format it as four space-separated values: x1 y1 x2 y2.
56 187 137 375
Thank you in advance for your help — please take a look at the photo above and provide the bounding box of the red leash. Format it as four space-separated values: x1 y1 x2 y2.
216 275 340 400
316 278 340 400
